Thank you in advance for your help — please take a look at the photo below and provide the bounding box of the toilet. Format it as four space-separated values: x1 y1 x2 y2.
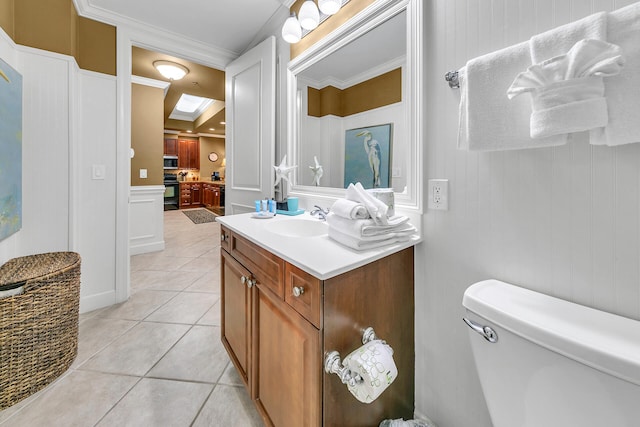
462 279 640 427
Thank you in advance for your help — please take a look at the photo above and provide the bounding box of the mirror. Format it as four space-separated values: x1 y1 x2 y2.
287 0 422 212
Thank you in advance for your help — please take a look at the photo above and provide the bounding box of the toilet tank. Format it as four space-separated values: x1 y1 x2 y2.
462 279 640 427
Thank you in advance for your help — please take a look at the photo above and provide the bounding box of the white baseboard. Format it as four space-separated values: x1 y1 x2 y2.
80 290 116 314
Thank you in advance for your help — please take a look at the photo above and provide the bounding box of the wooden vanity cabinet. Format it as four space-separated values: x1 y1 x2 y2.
220 226 414 427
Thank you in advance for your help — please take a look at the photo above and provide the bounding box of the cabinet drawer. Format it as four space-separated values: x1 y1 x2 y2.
285 263 322 328
230 233 284 298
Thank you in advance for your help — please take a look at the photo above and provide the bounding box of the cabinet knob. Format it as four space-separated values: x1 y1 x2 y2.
247 278 256 289
240 276 247 284
293 286 305 297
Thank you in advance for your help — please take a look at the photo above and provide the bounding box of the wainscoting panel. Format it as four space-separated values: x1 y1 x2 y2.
129 186 165 255
416 1 639 426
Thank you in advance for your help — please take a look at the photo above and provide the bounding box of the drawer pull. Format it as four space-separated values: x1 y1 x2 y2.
240 275 247 284
293 286 305 297
248 278 256 289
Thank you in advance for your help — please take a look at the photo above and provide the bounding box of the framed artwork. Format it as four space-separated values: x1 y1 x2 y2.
344 123 392 189
0 58 22 241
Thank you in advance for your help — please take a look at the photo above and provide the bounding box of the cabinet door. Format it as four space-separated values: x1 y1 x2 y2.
191 183 201 205
254 285 321 427
164 138 178 156
188 139 200 169
221 250 253 389
178 140 190 169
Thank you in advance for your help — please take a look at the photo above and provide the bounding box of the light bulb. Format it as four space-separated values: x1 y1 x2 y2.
281 12 301 44
318 0 341 15
299 0 319 30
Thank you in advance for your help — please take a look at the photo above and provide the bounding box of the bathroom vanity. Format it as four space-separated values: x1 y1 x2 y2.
217 213 417 427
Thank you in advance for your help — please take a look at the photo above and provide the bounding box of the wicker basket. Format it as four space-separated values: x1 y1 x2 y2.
0 252 81 410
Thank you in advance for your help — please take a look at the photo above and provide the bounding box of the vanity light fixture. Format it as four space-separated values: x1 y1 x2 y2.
318 0 341 15
299 0 320 30
281 0 347 44
282 12 302 44
153 60 189 80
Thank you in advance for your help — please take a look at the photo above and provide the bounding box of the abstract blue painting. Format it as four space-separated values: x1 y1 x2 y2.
0 57 22 241
343 123 392 189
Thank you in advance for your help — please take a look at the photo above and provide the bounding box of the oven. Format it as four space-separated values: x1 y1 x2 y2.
163 174 179 210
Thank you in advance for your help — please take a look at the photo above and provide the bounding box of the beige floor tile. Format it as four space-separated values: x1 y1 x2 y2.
218 362 245 387
131 255 195 272
147 325 228 383
130 270 203 292
185 271 220 294
1 371 137 427
74 317 138 367
96 378 212 427
177 256 219 273
196 298 221 326
145 292 217 324
193 384 263 427
96 290 177 321
79 322 189 376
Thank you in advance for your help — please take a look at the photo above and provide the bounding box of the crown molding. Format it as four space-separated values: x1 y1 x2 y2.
73 0 237 68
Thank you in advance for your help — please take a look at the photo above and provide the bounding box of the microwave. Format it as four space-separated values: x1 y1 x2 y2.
163 155 178 169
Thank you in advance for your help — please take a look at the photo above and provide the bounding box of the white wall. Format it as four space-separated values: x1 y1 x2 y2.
0 29 118 313
129 186 165 255
416 1 639 426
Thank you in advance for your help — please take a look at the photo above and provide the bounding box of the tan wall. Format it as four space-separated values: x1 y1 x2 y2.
131 84 164 186
199 137 226 181
308 68 401 117
290 0 375 60
0 0 14 38
0 0 116 75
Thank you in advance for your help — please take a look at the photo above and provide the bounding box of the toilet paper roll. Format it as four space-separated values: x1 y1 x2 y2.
343 339 398 404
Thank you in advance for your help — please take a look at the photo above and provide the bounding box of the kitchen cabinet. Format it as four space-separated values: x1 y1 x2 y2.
220 226 414 427
179 182 201 208
202 183 221 208
178 139 199 169
164 138 178 156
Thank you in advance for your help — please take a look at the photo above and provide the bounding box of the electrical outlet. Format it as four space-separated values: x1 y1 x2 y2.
428 179 448 210
139 169 147 179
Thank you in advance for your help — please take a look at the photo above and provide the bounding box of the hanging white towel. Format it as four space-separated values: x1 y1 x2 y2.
508 39 624 139
457 42 566 151
590 2 640 146
530 12 607 63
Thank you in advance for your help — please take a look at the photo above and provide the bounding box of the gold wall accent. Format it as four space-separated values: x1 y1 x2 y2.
307 67 401 117
290 0 375 60
131 84 164 186
199 136 226 180
0 0 116 76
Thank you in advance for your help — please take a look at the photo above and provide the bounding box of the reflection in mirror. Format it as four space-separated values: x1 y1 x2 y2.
288 0 422 212
296 10 406 191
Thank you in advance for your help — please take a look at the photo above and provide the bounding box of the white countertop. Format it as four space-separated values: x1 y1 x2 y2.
216 211 420 280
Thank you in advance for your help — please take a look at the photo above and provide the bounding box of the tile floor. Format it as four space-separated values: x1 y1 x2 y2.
0 209 263 427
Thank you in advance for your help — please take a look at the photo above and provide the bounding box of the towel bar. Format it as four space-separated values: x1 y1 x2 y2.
445 70 460 89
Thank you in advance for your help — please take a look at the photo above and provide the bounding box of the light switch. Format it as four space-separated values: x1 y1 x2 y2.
140 169 147 179
92 164 106 180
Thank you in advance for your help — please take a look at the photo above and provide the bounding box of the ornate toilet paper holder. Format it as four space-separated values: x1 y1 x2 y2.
324 327 385 386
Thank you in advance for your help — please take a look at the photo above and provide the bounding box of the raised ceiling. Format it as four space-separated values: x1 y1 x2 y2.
132 47 227 136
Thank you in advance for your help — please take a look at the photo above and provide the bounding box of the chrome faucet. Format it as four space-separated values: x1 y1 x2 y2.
310 205 330 221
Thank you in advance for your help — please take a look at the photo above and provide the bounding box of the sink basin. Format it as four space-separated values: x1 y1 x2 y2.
265 219 328 238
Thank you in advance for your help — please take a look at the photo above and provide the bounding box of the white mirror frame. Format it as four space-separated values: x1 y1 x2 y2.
286 0 423 214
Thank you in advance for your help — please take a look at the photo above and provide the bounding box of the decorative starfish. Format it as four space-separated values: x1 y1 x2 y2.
309 156 323 186
273 155 297 187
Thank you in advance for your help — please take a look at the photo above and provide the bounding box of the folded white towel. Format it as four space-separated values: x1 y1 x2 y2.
530 12 607 64
458 42 566 151
345 182 389 225
328 227 411 251
326 213 412 238
590 2 640 146
508 39 624 138
330 199 369 220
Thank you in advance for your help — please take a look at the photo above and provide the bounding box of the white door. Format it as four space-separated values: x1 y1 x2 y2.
225 36 276 214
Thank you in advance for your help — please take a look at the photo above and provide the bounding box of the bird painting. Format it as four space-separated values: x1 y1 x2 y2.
356 130 381 187
309 156 323 186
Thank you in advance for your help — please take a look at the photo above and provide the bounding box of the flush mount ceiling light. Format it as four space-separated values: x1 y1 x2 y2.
299 0 320 30
153 60 189 80
281 0 348 44
318 0 341 15
282 12 302 44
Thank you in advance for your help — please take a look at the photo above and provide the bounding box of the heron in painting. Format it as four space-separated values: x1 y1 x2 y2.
356 130 381 187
